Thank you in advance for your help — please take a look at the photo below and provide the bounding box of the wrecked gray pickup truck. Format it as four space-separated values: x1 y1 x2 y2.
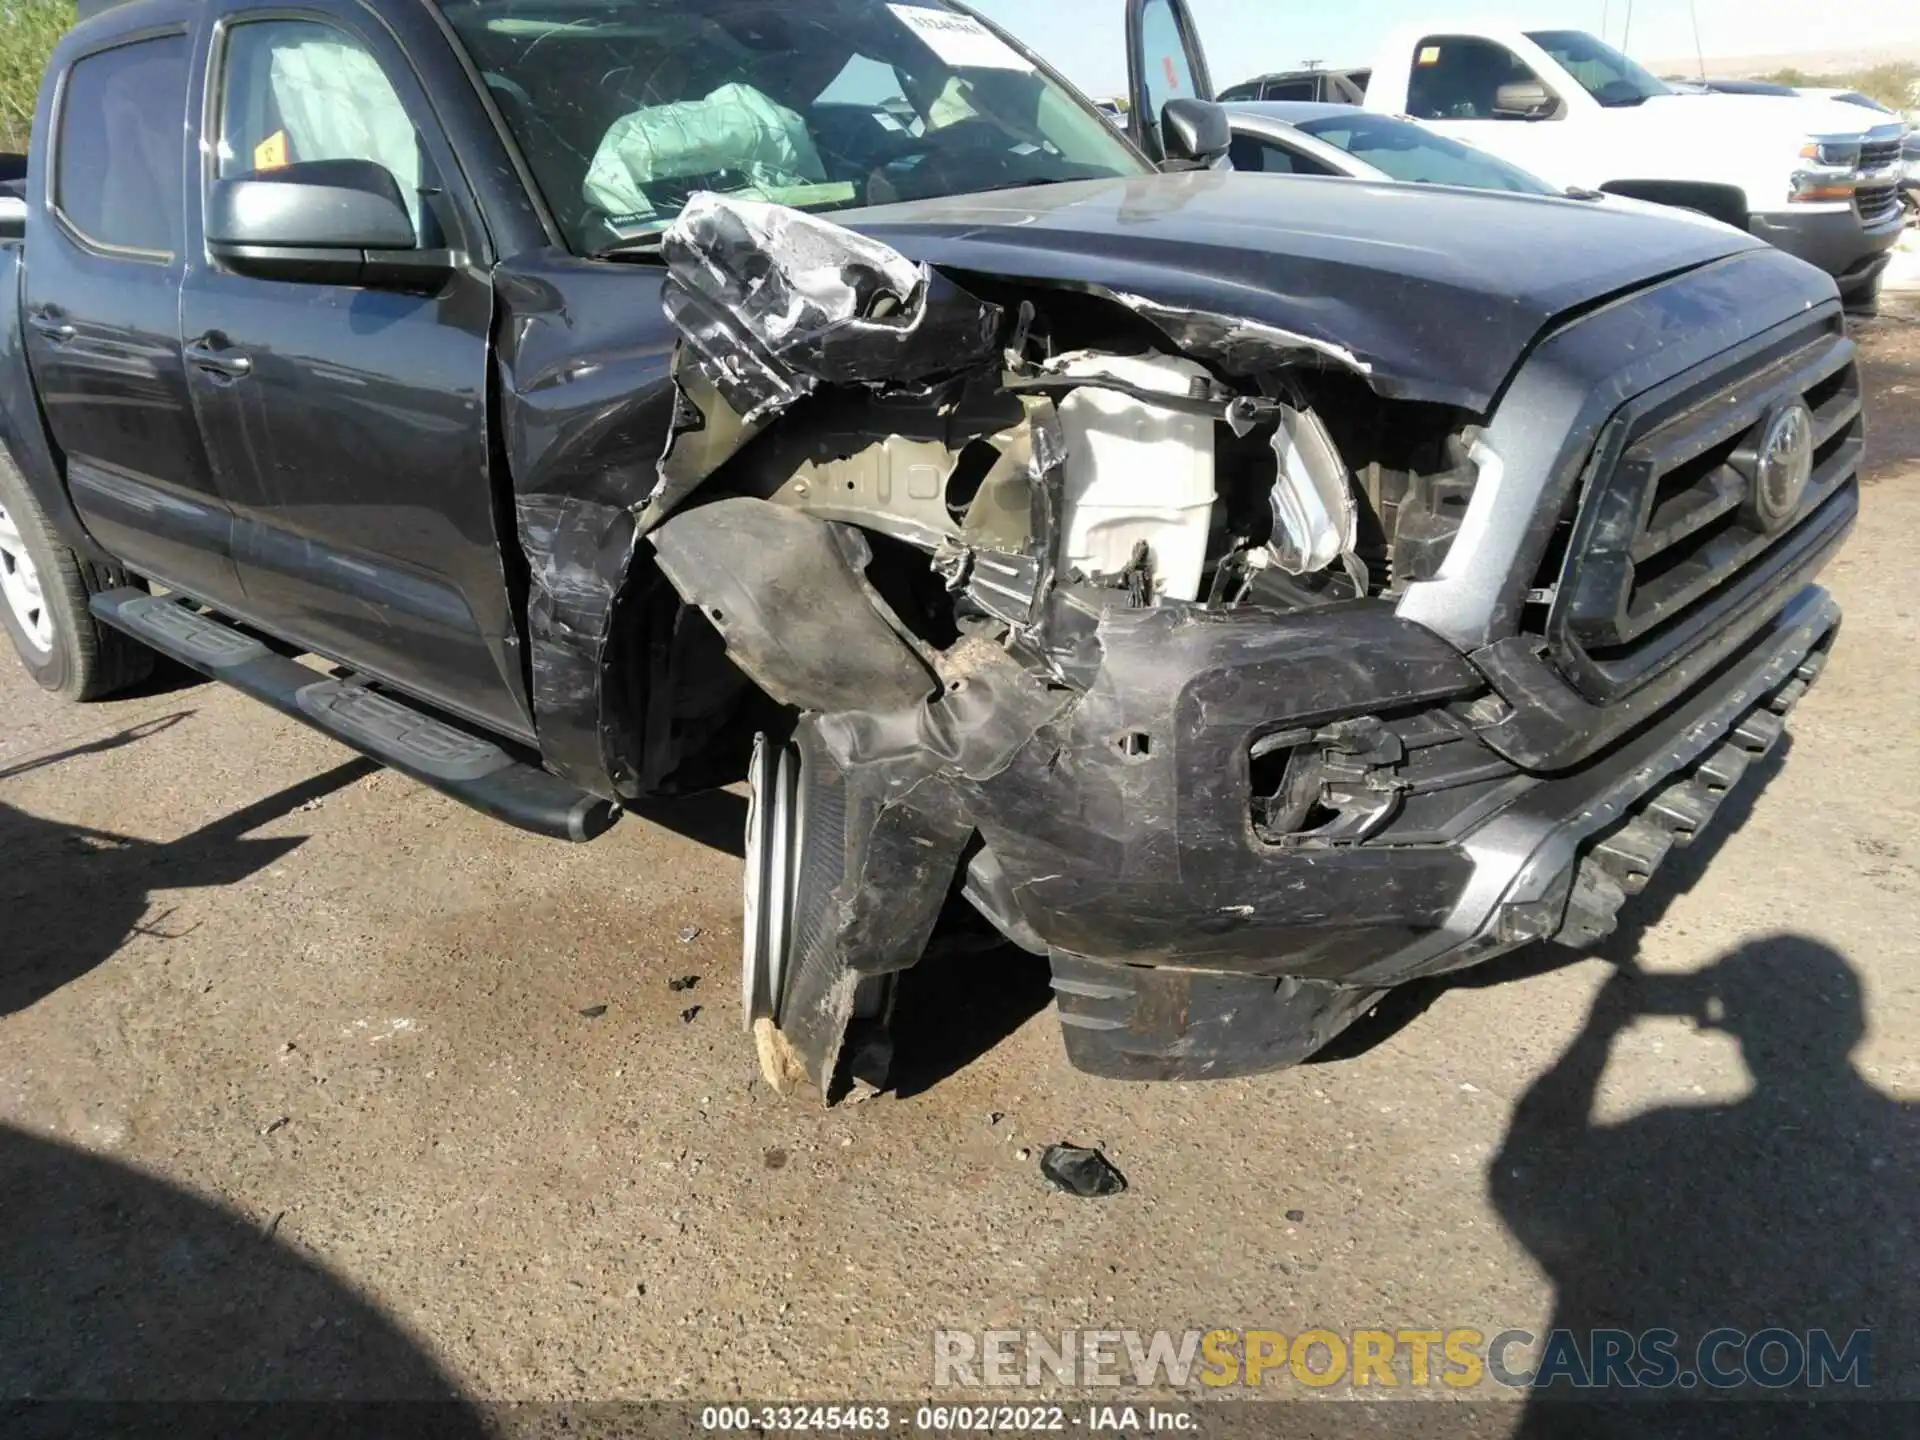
0 0 1856 1099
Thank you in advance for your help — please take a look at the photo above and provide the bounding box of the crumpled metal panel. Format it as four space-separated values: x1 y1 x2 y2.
650 498 937 715
493 259 681 796
659 193 1003 426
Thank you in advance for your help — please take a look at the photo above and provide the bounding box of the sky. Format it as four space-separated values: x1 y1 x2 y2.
964 0 1920 96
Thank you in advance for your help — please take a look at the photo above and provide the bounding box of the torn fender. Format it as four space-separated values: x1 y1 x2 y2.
492 259 683 795
650 498 937 715
769 712 975 1101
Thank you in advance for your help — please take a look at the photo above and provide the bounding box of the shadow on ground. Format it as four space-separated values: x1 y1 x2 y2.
628 790 749 859
1492 932 1917 1431
0 731 378 1017
888 902 1053 1100
0 1122 481 1414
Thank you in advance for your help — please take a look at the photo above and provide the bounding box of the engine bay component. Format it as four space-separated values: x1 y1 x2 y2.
768 435 961 550
1049 351 1219 601
1267 400 1360 580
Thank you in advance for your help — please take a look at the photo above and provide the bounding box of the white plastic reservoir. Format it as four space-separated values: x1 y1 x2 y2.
1053 352 1218 602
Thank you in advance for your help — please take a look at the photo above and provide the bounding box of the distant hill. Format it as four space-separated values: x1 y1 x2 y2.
1646 40 1920 79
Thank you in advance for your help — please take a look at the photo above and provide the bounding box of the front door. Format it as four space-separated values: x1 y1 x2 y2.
22 27 247 609
179 0 531 736
1399 33 1572 183
1124 0 1214 163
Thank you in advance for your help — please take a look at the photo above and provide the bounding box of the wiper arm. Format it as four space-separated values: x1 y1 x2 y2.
589 232 668 262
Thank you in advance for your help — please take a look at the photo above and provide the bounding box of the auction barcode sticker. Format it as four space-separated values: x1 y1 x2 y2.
888 4 1034 71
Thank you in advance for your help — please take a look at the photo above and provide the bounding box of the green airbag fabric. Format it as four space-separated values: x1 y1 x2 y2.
582 82 828 227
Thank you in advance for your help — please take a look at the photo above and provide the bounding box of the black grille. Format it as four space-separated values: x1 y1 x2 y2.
1544 317 1862 702
1860 136 1904 171
1857 135 1905 224
1858 183 1903 225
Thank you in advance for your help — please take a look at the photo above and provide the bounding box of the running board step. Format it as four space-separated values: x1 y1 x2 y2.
91 590 617 843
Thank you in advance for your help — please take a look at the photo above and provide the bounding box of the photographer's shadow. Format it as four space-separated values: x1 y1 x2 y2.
1491 935 1919 1431
0 1121 481 1415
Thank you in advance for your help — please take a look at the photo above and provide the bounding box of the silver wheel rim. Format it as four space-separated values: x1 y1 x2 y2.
0 501 53 654
743 733 802 1032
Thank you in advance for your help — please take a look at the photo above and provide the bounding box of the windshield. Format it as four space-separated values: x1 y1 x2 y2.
1525 30 1670 107
1294 112 1557 195
434 0 1148 253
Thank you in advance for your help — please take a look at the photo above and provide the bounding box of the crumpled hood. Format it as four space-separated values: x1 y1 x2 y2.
842 169 1767 412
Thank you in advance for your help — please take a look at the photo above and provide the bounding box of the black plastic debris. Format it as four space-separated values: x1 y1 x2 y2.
680 1005 702 1024
578 1004 608 1019
1286 1209 1306 1223
669 975 700 993
1039 1144 1128 1198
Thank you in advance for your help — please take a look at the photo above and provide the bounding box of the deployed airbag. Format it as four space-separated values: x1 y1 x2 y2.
268 41 421 228
582 83 828 227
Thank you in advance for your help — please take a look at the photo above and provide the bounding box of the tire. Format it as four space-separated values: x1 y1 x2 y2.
0 451 153 701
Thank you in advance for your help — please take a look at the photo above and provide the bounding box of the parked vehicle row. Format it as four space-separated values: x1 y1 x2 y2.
0 0 1862 1104
1211 20 1908 310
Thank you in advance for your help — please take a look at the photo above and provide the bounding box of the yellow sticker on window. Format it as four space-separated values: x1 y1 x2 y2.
252 129 290 171
1417 45 1442 66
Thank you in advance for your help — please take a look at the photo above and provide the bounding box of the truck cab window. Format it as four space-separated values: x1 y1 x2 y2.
53 36 189 258
1524 30 1670 107
1405 36 1548 121
215 20 434 240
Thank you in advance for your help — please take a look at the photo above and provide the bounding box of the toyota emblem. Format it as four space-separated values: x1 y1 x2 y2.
1750 402 1815 532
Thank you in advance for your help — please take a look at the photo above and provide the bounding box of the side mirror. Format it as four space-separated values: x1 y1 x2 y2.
1493 81 1559 121
206 158 452 288
1161 98 1232 168
0 180 25 243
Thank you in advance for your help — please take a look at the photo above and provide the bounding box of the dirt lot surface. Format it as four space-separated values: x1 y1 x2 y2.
3 307 1918 1421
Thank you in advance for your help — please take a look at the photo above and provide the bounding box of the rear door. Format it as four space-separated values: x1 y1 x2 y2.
179 0 531 737
1124 0 1214 163
23 26 247 608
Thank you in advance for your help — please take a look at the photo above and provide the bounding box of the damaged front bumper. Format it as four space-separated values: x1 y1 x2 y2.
1029 585 1838 1080
630 195 1849 1093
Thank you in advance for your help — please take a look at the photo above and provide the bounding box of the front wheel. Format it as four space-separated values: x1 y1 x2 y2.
0 453 153 700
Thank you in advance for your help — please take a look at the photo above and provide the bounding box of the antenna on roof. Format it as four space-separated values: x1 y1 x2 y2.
1690 0 1707 80
1623 0 1635 51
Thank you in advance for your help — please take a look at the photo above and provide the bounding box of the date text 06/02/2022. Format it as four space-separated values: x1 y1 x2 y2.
699 1406 1195 1433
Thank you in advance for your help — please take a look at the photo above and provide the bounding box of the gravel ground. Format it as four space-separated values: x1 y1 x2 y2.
1 307 1917 1421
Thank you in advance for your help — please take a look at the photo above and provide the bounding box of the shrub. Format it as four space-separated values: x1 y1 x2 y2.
0 0 75 154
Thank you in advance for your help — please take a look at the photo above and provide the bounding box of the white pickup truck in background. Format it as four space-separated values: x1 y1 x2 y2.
1224 23 1908 311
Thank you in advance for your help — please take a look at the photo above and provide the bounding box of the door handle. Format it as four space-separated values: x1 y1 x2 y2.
184 337 253 379
28 313 75 343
